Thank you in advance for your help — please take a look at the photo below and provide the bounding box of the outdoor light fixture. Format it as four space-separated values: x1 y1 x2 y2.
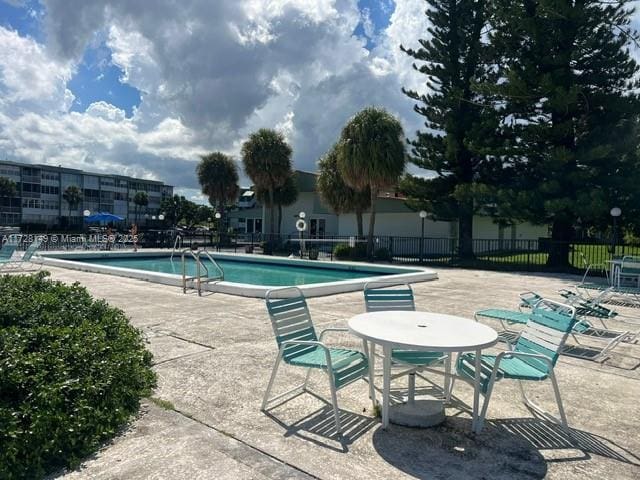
296 211 307 258
419 210 427 263
83 209 91 217
610 207 622 255
215 212 222 219
158 214 165 221
152 215 156 220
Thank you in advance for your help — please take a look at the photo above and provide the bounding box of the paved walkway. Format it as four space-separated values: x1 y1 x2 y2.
43 265 640 480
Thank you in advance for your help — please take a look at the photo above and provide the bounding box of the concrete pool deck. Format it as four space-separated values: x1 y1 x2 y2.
37 265 640 479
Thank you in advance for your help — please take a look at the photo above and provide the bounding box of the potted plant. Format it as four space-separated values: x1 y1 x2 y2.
308 248 319 260
245 244 254 254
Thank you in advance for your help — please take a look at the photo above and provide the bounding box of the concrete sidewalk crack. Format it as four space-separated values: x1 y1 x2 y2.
168 406 320 480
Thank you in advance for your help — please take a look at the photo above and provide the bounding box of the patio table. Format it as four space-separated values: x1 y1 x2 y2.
348 311 498 433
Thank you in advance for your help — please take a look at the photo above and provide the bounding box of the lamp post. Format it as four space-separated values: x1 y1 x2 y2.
610 207 622 256
419 210 427 264
83 210 91 241
214 212 222 248
297 211 306 258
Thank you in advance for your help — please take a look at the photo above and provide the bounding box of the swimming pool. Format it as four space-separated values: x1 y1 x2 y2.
76 255 402 286
38 250 438 297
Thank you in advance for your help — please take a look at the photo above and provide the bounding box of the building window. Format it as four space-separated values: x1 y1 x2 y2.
310 219 326 238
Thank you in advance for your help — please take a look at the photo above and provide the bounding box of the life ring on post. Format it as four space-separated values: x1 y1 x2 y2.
295 219 307 232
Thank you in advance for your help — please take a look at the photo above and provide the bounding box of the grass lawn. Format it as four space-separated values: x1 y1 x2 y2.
476 243 640 270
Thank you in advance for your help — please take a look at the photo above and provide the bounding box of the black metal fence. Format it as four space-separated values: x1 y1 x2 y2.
8 229 640 275
163 232 640 275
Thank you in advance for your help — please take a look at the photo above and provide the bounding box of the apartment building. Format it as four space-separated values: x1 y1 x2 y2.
0 160 173 227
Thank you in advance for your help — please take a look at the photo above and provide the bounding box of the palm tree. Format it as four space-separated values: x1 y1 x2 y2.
337 107 406 255
196 152 239 229
256 174 299 234
62 185 83 228
133 191 149 224
317 144 370 237
241 129 293 235
0 177 16 198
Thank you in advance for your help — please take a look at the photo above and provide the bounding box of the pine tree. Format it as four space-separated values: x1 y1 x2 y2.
488 0 640 266
401 0 493 259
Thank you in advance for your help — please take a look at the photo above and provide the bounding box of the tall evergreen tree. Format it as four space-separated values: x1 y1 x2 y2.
488 0 640 266
400 0 493 259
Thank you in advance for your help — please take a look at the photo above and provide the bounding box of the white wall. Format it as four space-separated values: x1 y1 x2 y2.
337 212 452 237
473 216 548 240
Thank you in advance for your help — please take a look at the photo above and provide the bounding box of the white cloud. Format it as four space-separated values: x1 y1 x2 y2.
0 0 434 194
0 27 73 110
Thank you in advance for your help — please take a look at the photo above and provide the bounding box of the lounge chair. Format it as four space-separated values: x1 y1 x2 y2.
0 238 42 272
456 299 577 433
556 288 618 320
577 256 640 303
364 282 446 402
476 292 635 363
0 242 18 265
262 287 373 435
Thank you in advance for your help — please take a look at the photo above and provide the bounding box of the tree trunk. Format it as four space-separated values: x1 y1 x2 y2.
277 204 282 235
458 207 474 259
268 188 275 237
367 189 377 257
355 209 364 238
547 218 572 268
219 201 226 233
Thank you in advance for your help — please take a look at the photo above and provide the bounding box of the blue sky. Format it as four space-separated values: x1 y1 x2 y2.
0 0 429 198
0 0 394 120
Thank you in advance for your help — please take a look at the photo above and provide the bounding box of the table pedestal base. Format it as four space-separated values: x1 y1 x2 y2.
388 397 445 428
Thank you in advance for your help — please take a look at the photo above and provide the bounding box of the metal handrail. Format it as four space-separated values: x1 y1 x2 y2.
170 234 183 261
198 249 224 281
180 248 203 294
180 247 224 295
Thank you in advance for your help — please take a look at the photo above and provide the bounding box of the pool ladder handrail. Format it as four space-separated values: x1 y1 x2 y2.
180 247 224 295
194 249 224 295
170 234 183 261
197 248 224 283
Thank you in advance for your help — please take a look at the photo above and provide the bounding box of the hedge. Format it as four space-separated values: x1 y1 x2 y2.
0 272 156 479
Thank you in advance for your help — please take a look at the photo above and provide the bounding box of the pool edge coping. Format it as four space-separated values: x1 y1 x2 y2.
37 249 438 298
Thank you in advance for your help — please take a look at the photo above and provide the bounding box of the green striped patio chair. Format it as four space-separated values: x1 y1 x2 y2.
477 291 634 362
363 282 446 402
262 287 373 435
457 299 577 433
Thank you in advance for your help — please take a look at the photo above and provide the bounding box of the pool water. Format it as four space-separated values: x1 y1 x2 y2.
81 256 405 286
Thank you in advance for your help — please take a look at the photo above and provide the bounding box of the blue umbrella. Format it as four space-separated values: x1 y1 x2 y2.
84 212 125 223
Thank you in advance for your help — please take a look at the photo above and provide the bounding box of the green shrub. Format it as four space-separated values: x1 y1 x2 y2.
333 243 352 260
352 243 368 259
374 247 392 261
0 272 156 479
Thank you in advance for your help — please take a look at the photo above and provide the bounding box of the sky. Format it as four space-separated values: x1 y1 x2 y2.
0 0 432 202
4 1 636 203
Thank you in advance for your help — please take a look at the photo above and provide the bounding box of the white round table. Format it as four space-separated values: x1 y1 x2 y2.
348 311 498 431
